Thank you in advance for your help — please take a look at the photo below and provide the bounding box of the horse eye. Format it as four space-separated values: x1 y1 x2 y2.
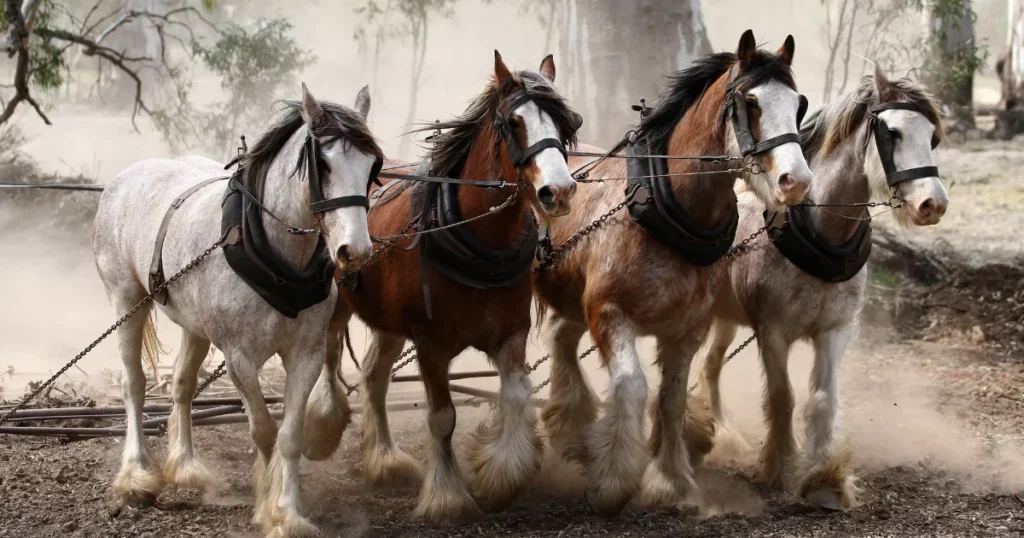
745 96 759 108
888 128 901 140
508 117 521 129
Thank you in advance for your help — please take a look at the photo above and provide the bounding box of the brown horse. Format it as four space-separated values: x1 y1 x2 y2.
533 30 813 516
312 52 581 521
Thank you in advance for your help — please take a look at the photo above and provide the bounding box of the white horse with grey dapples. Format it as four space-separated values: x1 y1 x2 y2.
93 84 379 537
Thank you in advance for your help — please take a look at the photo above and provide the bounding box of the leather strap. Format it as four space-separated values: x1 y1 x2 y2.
149 176 230 304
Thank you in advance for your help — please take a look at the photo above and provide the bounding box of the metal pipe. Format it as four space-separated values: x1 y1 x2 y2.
0 183 105 191
391 370 499 383
0 426 161 437
138 405 242 428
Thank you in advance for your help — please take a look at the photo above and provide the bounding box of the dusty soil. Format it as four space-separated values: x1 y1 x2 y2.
2 140 1024 536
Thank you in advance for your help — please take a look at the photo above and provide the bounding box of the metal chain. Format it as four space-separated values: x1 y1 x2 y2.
345 345 418 396
529 345 597 396
533 187 638 273
688 334 756 393
0 239 224 426
725 223 771 261
194 360 228 399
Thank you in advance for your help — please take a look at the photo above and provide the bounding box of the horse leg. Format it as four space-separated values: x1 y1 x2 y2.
694 319 738 425
164 331 214 491
468 329 543 511
361 331 421 486
303 324 352 461
797 325 858 510
692 320 753 462
754 331 796 490
639 331 709 509
413 345 481 522
225 350 278 528
539 313 596 463
261 342 324 537
109 290 164 505
583 302 649 517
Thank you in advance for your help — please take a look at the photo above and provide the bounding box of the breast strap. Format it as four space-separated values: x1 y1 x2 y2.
149 175 230 305
764 204 872 283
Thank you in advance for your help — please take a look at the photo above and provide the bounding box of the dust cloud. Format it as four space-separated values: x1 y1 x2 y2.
1 0 1019 508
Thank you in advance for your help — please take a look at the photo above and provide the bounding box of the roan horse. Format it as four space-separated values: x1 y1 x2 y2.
691 68 947 510
93 85 382 537
533 30 813 516
309 52 581 521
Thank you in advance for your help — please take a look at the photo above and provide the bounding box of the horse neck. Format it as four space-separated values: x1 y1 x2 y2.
453 126 527 247
806 120 872 244
259 127 321 267
664 85 738 228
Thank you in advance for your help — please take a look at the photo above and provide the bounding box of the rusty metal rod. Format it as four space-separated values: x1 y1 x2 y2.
3 395 284 420
392 370 499 383
138 405 243 428
0 426 161 437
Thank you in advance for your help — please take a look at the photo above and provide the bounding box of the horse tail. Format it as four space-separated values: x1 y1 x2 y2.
141 310 163 380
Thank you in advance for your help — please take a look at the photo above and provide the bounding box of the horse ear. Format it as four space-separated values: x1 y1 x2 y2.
873 65 898 103
300 82 328 131
494 50 514 88
736 29 757 65
539 54 556 82
777 35 795 66
354 85 371 119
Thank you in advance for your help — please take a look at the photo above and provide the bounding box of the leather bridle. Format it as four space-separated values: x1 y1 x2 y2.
868 102 941 188
719 65 807 157
493 88 582 170
301 126 383 213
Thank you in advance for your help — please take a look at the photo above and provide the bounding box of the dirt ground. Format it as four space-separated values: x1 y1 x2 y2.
2 141 1024 536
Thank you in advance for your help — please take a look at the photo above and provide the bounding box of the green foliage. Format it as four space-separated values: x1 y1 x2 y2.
353 0 458 45
154 18 314 154
1 0 67 91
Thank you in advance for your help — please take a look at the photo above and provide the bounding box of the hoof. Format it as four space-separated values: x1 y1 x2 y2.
468 418 543 511
303 389 351 461
637 463 680 508
412 485 483 522
266 512 320 538
163 454 213 491
114 463 165 506
798 449 859 511
364 447 423 487
584 472 638 518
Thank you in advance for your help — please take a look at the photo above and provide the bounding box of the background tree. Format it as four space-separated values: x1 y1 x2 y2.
0 0 312 157
995 0 1024 137
921 0 985 131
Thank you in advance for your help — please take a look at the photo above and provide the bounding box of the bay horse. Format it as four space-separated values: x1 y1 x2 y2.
93 85 382 537
315 52 581 521
692 67 947 510
533 30 813 516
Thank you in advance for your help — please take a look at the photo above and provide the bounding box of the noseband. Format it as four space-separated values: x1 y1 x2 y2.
302 126 383 213
493 88 581 169
869 102 940 188
720 65 807 157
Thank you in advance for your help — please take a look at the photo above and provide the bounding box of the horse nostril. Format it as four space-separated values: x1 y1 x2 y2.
569 182 578 195
537 185 556 205
337 245 352 262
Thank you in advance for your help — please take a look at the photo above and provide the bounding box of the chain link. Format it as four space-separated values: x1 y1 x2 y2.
193 360 228 399
533 188 637 273
688 334 756 393
0 239 224 426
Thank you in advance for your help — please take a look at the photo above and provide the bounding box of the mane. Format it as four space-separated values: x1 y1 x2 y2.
800 75 945 158
240 100 384 200
638 50 797 152
414 70 579 178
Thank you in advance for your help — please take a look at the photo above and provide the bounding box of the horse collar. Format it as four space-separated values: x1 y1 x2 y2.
868 102 940 188
623 135 738 266
764 205 871 283
720 64 807 157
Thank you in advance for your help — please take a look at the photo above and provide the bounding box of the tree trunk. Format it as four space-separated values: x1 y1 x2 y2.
574 0 710 146
923 0 977 131
995 0 1024 139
